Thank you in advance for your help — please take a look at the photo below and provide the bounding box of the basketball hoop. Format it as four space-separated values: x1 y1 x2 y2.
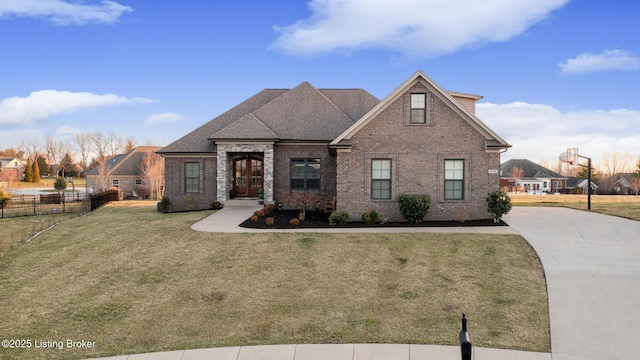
560 148 578 166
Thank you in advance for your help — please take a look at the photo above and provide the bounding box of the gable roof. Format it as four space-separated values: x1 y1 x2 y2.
501 159 566 179
159 85 379 153
330 70 510 150
85 146 162 176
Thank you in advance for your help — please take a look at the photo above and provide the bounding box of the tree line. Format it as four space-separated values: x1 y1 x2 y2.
0 132 140 180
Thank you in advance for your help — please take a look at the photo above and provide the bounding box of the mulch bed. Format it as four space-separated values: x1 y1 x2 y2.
239 209 507 229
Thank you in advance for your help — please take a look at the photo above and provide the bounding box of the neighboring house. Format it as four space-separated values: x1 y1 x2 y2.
86 146 163 199
0 157 26 181
158 70 511 221
611 173 638 195
566 176 598 194
500 159 567 194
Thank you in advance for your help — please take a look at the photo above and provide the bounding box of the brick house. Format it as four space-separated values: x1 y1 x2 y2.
86 146 163 199
158 70 510 221
0 157 26 181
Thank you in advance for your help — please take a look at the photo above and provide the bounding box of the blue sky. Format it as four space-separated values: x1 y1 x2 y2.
1 0 639 166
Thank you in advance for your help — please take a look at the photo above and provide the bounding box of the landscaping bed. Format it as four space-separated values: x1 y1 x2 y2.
239 209 507 229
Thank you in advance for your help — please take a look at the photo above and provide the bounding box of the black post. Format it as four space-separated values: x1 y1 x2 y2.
460 314 472 360
587 157 591 211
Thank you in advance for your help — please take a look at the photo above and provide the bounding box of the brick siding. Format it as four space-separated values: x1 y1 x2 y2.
336 84 500 221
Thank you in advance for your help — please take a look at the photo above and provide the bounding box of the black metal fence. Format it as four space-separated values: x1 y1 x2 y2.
1 190 121 219
90 190 120 211
0 196 89 219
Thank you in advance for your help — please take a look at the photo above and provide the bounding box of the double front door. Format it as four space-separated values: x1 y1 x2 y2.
233 157 263 197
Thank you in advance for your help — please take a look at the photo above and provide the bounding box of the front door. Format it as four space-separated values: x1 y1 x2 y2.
233 157 263 197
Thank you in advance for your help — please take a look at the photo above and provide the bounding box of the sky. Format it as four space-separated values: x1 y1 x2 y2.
1 0 639 167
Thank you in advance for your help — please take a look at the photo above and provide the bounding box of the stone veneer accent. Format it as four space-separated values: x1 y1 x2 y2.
216 143 274 202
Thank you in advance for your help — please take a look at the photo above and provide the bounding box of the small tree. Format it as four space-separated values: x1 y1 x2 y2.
54 177 67 203
286 192 323 221
24 158 33 182
32 159 41 183
486 190 512 223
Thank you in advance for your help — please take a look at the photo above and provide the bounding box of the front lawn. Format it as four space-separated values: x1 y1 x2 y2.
0 202 549 360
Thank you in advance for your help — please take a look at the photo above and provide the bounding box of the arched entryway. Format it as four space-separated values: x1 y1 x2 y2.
233 156 263 197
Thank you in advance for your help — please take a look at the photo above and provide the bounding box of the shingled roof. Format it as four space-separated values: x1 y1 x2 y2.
85 146 162 176
159 83 379 153
501 159 565 179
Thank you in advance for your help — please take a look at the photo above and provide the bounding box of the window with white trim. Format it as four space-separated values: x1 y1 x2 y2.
410 93 426 124
112 179 119 188
372 159 391 199
444 160 464 200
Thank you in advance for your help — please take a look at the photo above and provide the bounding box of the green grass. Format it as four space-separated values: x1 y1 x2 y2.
0 201 550 360
510 194 640 221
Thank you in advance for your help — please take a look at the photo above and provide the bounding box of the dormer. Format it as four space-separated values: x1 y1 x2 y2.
448 91 483 115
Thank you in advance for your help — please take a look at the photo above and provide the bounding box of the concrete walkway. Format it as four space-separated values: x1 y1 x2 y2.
89 343 550 360
503 207 640 360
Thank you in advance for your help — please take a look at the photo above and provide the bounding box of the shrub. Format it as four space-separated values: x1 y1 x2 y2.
265 217 274 225
136 185 149 199
361 210 379 224
254 210 265 217
329 210 349 225
486 190 512 223
264 204 276 213
0 188 11 206
186 194 195 210
397 194 431 223
289 218 300 226
159 196 171 213
210 200 223 210
250 215 259 222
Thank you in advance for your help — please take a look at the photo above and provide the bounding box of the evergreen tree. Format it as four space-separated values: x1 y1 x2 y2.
33 160 41 183
24 158 33 182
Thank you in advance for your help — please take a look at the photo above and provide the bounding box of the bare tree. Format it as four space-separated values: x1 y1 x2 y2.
95 156 110 192
124 136 137 152
510 165 524 194
599 152 634 177
89 132 109 161
45 136 61 177
74 133 91 172
107 132 124 158
18 137 42 162
139 149 164 199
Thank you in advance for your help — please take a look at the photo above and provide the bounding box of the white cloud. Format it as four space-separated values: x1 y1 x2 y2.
270 0 568 59
0 90 153 125
145 112 186 125
559 49 640 75
477 102 640 165
0 0 132 25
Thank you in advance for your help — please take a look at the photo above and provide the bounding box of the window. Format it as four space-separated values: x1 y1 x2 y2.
185 162 199 193
290 159 320 193
410 93 426 124
444 160 464 200
135 179 142 185
372 159 391 199
112 179 119 188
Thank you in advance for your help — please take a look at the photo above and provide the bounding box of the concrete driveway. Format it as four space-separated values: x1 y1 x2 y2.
504 207 640 360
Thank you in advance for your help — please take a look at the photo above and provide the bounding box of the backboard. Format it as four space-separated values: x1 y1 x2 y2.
566 148 578 165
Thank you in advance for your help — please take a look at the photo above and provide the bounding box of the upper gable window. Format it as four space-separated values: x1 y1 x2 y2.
410 93 426 124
